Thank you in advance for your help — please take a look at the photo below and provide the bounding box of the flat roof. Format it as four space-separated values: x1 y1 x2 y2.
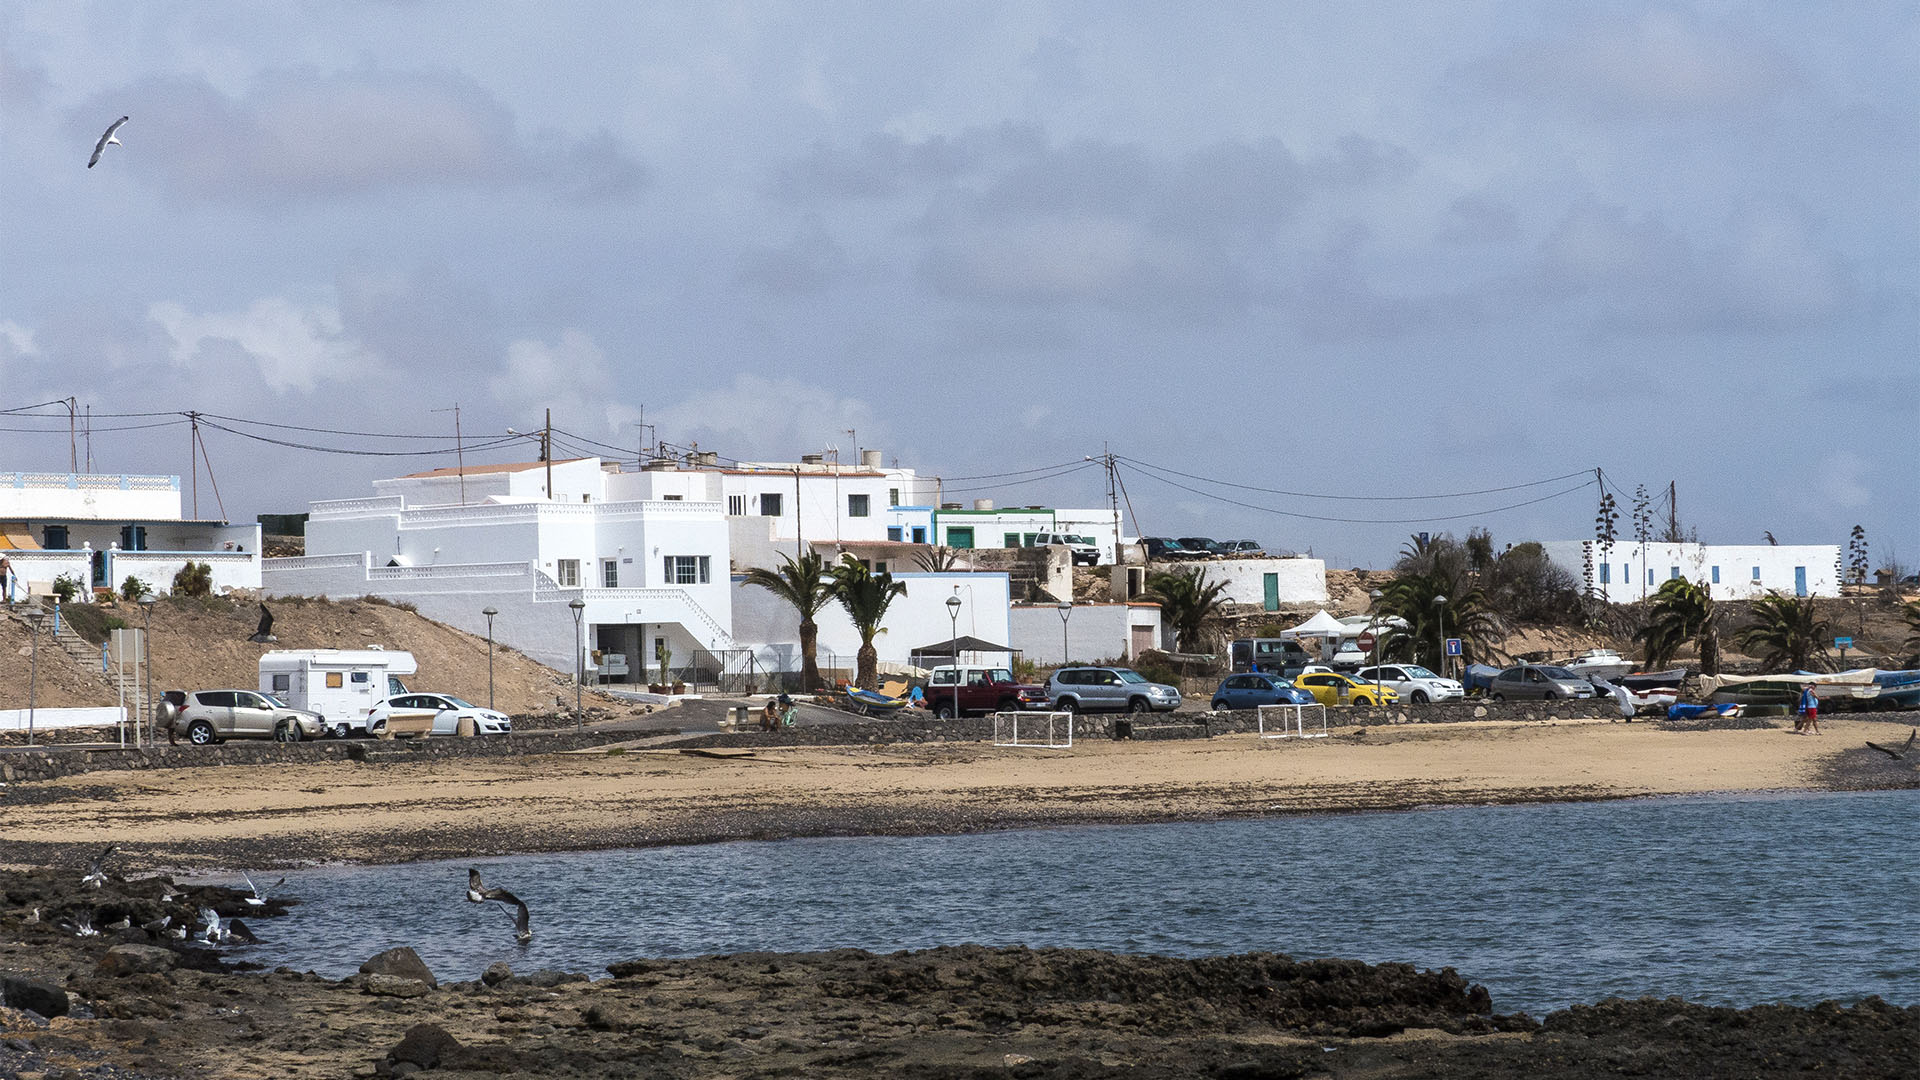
399 458 592 479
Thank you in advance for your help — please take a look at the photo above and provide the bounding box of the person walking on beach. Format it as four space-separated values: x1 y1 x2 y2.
1797 683 1821 735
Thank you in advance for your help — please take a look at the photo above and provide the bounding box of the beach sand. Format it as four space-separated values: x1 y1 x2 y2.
5 715 1910 871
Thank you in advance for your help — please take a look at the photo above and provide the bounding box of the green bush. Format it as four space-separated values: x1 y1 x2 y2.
51 573 83 603
171 561 213 598
120 575 153 601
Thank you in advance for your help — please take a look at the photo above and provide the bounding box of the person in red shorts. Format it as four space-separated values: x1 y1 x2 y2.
1797 683 1820 735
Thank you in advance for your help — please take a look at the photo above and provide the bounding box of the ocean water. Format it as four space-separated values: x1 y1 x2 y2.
241 789 1919 1015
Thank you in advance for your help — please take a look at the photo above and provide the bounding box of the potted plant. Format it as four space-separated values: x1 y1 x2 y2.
656 644 675 695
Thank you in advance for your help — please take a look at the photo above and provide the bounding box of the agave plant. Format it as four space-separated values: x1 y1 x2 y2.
1735 593 1830 673
1146 566 1230 653
740 551 835 691
831 554 907 690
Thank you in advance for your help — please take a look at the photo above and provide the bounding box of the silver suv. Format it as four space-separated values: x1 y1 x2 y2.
1046 666 1182 714
159 689 327 745
1486 665 1595 701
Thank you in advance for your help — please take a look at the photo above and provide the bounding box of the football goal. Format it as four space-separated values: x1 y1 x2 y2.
992 710 1074 749
1257 703 1329 739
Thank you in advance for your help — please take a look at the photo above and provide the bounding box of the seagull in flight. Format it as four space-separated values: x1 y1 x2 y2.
88 116 128 169
80 845 116 889
1865 729 1917 761
241 872 267 906
466 868 532 943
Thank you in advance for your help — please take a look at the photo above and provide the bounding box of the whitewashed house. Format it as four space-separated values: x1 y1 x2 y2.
0 470 259 598
1190 556 1328 611
1008 601 1167 665
264 457 734 681
1540 540 1842 603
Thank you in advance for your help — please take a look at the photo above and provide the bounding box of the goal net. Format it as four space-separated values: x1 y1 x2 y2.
992 710 1074 749
1257 703 1329 739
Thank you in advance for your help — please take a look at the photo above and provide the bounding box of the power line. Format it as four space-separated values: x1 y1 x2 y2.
1114 455 1593 502
1117 457 1596 524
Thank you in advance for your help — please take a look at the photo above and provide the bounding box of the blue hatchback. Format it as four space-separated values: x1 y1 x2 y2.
1210 672 1314 710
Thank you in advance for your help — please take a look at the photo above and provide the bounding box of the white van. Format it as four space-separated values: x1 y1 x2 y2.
258 647 421 739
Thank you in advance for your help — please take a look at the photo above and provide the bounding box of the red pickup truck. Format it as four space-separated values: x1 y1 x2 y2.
925 665 1051 719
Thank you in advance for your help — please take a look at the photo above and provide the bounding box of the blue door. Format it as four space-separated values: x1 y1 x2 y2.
1794 566 1807 597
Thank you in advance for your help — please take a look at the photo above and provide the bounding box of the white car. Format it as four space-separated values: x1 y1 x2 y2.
377 693 513 736
1352 664 1465 704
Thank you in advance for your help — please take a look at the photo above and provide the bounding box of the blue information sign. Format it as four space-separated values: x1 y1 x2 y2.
1445 638 1462 656
1834 636 1852 649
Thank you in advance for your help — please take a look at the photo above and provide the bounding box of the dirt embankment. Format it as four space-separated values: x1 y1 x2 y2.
0 595 615 716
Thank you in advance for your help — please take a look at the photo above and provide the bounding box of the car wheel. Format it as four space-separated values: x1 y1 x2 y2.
1489 692 1505 702
187 720 216 746
273 718 301 743
1056 697 1079 714
332 723 351 740
1411 690 1429 704
1128 698 1151 714
935 701 956 720
997 698 1018 713
1212 699 1229 711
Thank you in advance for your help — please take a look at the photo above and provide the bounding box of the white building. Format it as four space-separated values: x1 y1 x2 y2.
731 570 1015 677
0 470 259 598
1009 601 1166 665
1540 540 1842 603
265 457 734 680
1191 557 1328 611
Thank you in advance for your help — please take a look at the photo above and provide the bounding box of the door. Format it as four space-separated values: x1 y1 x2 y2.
1263 573 1280 612
233 692 275 735
1793 566 1807 597
200 691 237 735
947 526 974 549
1130 624 1154 658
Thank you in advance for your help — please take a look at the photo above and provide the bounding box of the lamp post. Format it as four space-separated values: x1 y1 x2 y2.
1368 588 1384 705
1433 594 1448 680
482 606 499 711
568 598 586 727
139 596 157 747
945 593 962 720
1057 601 1072 665
25 607 45 746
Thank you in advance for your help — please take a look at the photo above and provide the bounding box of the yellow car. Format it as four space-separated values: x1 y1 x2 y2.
1294 671 1401 707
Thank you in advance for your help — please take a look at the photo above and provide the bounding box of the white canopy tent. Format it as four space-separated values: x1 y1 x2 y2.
1285 610 1347 638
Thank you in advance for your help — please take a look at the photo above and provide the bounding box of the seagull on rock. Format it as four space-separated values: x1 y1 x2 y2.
466 868 532 943
88 116 128 168
198 907 229 944
80 845 115 889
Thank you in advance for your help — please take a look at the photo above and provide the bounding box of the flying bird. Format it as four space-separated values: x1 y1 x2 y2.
241 872 267 906
466 868 532 943
1865 730 1917 761
250 603 276 643
88 115 128 168
80 845 116 889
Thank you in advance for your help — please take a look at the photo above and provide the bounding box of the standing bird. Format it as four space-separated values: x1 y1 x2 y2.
80 845 116 889
88 116 129 168
466 868 532 943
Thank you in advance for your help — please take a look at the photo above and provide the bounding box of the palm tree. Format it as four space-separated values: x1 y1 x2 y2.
831 554 907 689
1637 577 1720 674
1146 566 1230 652
1901 600 1920 665
741 552 835 691
912 546 962 572
1735 593 1831 673
1374 570 1502 671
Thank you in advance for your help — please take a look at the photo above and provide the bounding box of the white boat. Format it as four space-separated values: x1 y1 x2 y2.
1559 649 1634 681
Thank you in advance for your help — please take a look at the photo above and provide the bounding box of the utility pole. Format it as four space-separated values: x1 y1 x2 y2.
433 404 465 505
65 397 77 473
188 411 199 518
543 407 553 500
1104 444 1120 554
1668 480 1679 544
793 466 804 560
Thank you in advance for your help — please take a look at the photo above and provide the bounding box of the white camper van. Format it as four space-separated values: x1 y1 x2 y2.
258 647 419 739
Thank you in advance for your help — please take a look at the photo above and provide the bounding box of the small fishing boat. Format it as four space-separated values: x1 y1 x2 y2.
1558 649 1634 681
1617 668 1686 691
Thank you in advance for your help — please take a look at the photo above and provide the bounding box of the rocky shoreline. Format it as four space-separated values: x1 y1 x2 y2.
1 865 1914 1078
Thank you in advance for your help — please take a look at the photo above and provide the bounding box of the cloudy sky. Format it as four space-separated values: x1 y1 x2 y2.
2 2 1913 568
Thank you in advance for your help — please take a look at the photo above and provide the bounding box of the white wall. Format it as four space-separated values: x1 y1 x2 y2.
934 509 1057 548
0 473 181 520
1009 602 1163 665
1543 540 1842 602
730 570 1014 671
1194 557 1328 610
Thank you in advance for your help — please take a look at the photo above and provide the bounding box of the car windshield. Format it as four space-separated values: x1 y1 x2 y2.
1535 666 1578 679
441 697 477 709
259 694 289 708
1403 666 1440 680
1115 669 1149 684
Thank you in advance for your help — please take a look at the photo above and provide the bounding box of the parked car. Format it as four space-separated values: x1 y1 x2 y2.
1047 666 1183 713
1351 664 1465 704
1031 531 1101 566
1486 665 1596 701
1141 537 1204 561
1218 540 1266 557
158 689 328 745
1327 643 1371 672
1294 671 1401 707
1177 537 1222 557
372 692 513 736
925 665 1051 719
1209 673 1314 710
1228 637 1315 678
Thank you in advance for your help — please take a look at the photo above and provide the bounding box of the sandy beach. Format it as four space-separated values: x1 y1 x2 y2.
5 715 1913 871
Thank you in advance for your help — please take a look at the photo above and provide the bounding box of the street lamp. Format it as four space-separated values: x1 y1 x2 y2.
568 598 586 727
139 595 158 747
1057 601 1073 665
1368 589 1384 706
945 593 962 720
24 607 45 746
482 606 499 711
1433 594 1448 680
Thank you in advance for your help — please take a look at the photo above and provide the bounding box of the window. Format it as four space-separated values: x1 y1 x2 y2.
1669 566 1680 580
848 493 870 517
948 526 974 549
1599 563 1611 584
271 673 289 693
1646 568 1654 585
1711 566 1720 584
911 526 926 544
602 559 618 588
1004 533 1021 548
557 559 580 587
350 671 369 684
728 495 744 515
663 494 682 501
664 555 711 585
888 488 900 507
1751 566 1761 581
887 526 903 541
1022 533 1039 547
760 493 783 517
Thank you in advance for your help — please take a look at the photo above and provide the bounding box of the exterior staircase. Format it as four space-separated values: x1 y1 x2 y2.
5 603 149 725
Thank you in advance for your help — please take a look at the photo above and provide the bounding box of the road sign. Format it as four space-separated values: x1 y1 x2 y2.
1356 631 1376 653
1445 638 1463 656
1835 636 1852 649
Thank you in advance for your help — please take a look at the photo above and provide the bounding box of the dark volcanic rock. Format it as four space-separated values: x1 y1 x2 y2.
517 969 588 988
364 974 431 998
95 944 177 977
360 946 437 989
386 1022 462 1069
0 971 68 1018
481 961 512 986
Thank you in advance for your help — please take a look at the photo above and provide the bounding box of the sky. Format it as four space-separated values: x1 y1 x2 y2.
1 2 1914 570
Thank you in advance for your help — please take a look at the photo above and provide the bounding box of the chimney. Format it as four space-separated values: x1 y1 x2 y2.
860 449 883 468
973 498 994 511
801 453 824 466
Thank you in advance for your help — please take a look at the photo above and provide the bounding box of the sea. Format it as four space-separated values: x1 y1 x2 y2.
242 789 1918 1016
